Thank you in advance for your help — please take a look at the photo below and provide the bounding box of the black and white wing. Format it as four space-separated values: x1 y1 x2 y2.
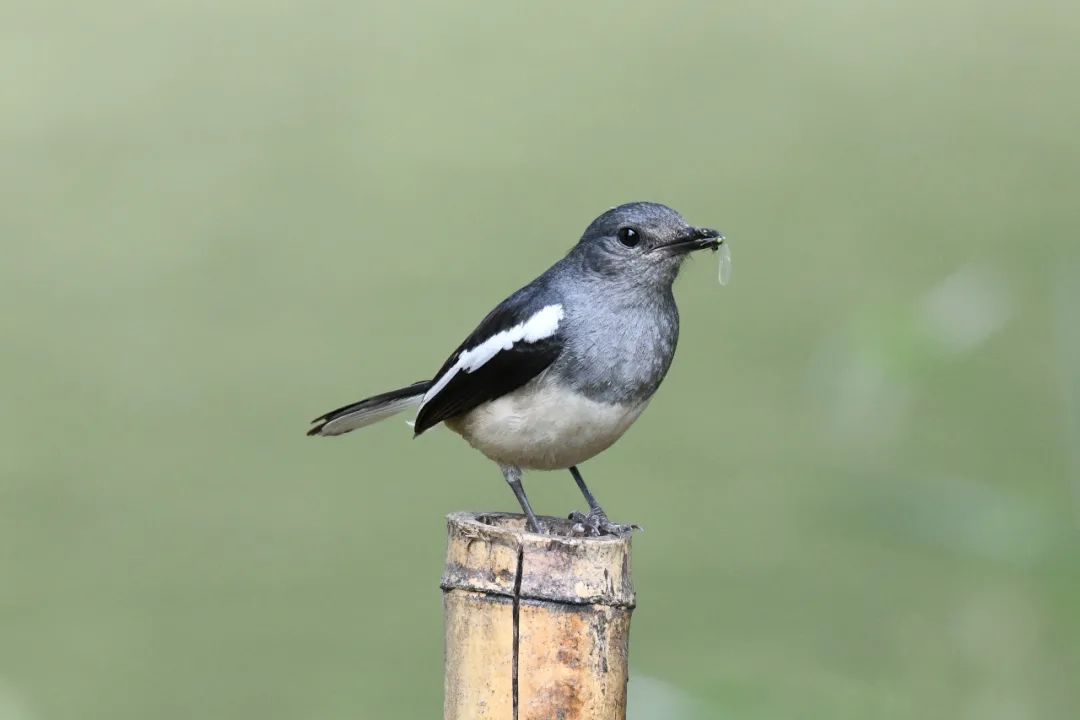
413 283 565 435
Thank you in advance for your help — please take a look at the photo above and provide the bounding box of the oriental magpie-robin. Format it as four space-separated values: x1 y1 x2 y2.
308 202 724 535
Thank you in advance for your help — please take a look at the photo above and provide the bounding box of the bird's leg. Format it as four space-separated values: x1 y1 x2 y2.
567 465 639 536
500 465 544 534
569 464 604 514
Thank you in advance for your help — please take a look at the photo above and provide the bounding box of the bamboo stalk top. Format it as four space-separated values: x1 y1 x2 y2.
441 512 636 608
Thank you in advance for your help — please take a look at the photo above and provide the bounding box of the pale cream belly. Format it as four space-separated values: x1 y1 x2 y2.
444 382 647 470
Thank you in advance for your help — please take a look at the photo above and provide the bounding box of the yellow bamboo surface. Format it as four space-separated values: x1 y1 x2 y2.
442 512 635 720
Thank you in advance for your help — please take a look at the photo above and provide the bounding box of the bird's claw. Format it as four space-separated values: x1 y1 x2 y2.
568 509 640 537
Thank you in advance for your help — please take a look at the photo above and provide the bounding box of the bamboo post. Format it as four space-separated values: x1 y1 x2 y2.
441 512 636 720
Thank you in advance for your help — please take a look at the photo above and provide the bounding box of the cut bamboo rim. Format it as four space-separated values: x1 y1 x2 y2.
442 512 635 720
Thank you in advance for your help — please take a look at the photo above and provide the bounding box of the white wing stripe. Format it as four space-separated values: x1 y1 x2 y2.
419 304 564 409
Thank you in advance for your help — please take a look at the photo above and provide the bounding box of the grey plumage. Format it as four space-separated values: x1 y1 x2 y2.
308 202 724 535
545 250 681 406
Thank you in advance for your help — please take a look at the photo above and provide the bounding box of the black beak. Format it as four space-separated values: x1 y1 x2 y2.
654 227 725 254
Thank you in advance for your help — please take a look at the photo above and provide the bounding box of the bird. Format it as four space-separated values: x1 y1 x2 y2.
307 202 724 536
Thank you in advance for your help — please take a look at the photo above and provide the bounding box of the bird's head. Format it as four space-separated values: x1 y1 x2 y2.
573 202 723 287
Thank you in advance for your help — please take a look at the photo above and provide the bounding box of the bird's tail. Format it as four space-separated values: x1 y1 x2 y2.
307 380 431 437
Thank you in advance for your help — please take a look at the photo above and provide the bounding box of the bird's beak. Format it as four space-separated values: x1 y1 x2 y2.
653 227 725 254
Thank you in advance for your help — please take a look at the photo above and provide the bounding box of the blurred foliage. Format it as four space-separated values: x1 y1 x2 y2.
2 1 1078 719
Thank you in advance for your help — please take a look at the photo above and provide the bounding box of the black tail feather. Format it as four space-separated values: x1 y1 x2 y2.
307 380 431 436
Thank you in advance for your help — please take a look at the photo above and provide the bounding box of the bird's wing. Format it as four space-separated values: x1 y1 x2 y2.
413 284 566 435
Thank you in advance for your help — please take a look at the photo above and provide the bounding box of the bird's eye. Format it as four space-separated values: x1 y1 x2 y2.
617 227 640 247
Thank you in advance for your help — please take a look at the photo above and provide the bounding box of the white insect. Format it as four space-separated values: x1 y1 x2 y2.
717 242 733 286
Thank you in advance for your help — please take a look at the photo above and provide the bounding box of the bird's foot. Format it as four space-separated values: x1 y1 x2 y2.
568 509 640 537
525 517 548 534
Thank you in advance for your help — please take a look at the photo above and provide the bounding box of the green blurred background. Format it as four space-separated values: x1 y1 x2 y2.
2 1 1078 718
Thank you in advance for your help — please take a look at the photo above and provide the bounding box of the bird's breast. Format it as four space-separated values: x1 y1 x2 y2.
445 377 648 470
556 297 680 405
